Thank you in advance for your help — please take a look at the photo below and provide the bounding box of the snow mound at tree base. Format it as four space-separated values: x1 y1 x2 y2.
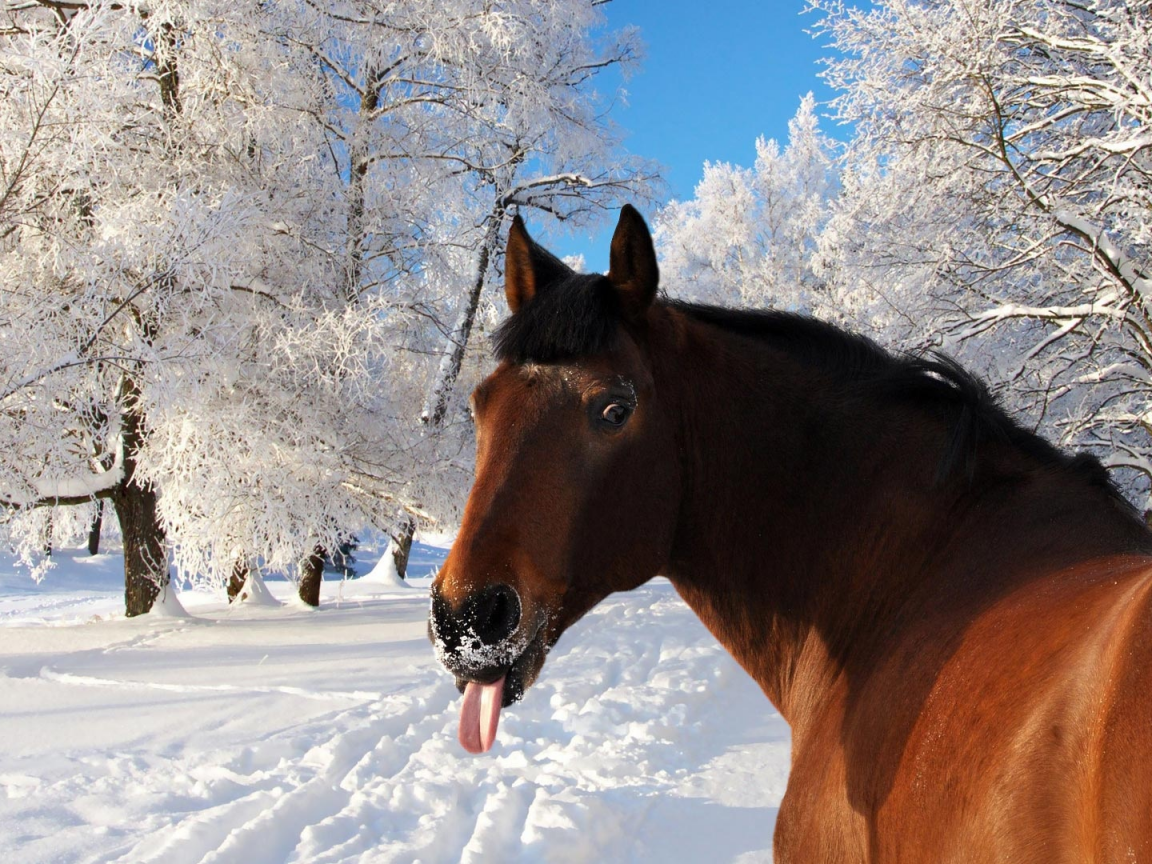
232 573 280 607
144 581 190 618
360 543 415 590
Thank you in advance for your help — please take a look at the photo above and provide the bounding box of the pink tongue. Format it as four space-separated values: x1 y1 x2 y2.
459 676 505 754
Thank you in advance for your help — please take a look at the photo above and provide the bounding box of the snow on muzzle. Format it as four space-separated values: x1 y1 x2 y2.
429 584 535 754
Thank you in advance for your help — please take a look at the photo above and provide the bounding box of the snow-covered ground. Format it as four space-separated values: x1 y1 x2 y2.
1 541 790 863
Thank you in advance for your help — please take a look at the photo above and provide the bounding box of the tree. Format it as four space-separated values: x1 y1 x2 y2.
391 0 658 574
810 0 1152 504
206 0 656 582
0 0 656 608
0 0 401 607
654 95 838 312
0 0 232 611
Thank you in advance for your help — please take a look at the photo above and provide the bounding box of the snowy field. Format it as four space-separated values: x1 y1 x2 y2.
1 541 790 863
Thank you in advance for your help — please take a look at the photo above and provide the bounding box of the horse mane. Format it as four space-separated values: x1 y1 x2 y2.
670 300 1125 501
491 287 1125 502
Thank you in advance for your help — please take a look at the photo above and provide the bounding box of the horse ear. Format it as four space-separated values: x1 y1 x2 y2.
505 214 573 313
607 204 659 319
505 215 536 314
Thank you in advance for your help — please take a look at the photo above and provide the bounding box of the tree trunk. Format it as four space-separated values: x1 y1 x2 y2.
343 78 381 303
96 22 182 619
227 558 249 602
298 546 325 607
43 512 53 558
410 211 506 573
112 374 168 617
391 518 415 579
421 209 505 427
87 500 103 555
111 478 167 617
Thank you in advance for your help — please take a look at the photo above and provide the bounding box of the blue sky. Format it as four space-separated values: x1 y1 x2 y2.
550 0 839 270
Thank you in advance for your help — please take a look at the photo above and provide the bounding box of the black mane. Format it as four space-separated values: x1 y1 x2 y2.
491 289 1125 502
669 300 1123 500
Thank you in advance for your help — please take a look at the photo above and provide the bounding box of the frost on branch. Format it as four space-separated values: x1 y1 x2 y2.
0 0 654 602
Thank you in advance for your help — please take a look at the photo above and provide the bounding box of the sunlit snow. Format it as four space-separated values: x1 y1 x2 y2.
1 542 790 863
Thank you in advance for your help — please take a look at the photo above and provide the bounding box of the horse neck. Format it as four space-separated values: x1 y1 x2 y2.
648 307 1150 727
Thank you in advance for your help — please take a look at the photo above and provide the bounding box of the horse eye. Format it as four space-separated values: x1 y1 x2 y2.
600 402 632 427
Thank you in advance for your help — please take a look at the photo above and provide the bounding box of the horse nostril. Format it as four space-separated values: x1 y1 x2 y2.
468 584 522 646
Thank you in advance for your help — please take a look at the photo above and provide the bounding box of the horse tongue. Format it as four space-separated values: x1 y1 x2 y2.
459 676 505 754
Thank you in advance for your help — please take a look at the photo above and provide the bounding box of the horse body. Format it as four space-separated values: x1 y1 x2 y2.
430 206 1152 861
646 299 1152 861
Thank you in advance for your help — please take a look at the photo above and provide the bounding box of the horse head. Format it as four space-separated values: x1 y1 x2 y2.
429 206 681 753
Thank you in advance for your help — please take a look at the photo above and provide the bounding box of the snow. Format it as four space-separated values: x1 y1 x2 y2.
0 542 790 863
146 581 192 619
359 545 416 592
230 573 280 608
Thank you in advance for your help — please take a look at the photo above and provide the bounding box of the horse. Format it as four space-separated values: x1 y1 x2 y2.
428 205 1152 862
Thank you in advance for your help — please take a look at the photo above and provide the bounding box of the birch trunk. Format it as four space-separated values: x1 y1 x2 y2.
390 517 415 580
420 209 505 427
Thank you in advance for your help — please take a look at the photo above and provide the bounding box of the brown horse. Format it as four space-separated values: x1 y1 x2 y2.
429 205 1152 862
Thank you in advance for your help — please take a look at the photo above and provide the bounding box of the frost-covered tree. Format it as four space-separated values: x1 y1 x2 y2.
654 95 838 312
0 0 303 612
0 0 652 612
810 0 1152 503
404 1 657 573
250 0 657 578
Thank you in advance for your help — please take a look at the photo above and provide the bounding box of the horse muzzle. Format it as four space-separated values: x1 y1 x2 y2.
428 583 548 708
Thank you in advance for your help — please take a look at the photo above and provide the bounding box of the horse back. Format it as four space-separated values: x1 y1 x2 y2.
904 556 1152 862
779 556 1152 863
1091 563 1152 861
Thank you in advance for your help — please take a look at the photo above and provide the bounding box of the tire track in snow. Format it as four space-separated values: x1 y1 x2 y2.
199 778 350 864
103 670 464 864
458 782 535 864
115 788 282 864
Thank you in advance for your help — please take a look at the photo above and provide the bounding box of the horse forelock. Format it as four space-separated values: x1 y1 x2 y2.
493 271 622 364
